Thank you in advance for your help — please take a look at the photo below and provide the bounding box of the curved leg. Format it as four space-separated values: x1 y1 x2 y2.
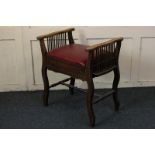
69 77 75 95
112 66 120 111
42 66 49 106
86 78 95 127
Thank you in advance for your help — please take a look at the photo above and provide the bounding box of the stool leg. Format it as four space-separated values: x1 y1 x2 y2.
42 66 49 106
86 78 95 127
112 66 120 111
69 77 75 95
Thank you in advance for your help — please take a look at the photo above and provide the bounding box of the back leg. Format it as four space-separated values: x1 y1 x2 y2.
86 78 95 127
69 77 75 95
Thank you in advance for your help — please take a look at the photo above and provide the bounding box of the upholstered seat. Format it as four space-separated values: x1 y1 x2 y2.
37 27 123 127
47 44 88 68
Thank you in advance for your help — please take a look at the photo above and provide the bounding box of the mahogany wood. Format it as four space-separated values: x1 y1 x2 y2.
37 28 123 127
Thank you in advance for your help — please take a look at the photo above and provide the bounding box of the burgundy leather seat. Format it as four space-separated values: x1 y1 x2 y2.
47 44 88 68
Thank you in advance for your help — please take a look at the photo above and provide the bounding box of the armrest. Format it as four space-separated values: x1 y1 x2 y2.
37 27 75 40
86 37 123 52
85 37 123 75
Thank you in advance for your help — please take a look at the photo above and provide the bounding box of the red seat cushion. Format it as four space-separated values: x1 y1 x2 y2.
47 44 88 68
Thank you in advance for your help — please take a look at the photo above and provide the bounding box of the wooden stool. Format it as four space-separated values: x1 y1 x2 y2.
37 27 123 127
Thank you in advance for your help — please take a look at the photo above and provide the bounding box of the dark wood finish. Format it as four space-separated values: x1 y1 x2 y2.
49 78 71 88
112 67 120 111
69 77 75 95
37 27 123 127
37 28 75 40
42 66 49 106
93 90 115 104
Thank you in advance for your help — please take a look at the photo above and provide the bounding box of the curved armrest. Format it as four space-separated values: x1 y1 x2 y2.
37 27 75 40
86 37 123 52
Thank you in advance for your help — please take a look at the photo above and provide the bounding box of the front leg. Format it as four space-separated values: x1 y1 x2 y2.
42 66 49 106
112 66 120 111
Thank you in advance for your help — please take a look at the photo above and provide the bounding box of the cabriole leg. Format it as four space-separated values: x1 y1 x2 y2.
42 66 49 106
86 78 95 127
112 66 120 111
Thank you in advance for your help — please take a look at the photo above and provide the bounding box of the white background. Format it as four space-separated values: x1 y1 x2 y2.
1 26 155 91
